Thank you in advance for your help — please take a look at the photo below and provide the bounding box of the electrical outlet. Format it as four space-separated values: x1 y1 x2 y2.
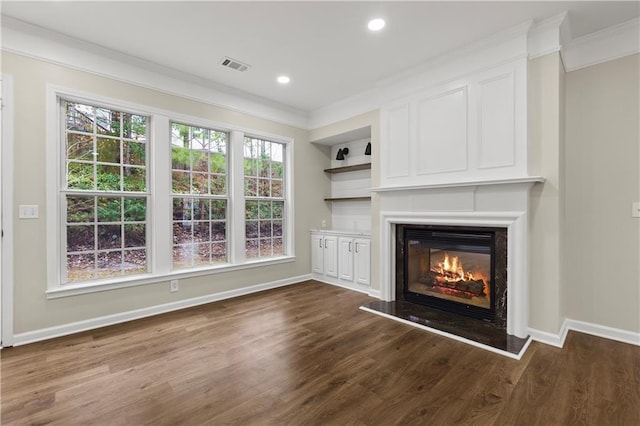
321 219 327 228
170 280 179 292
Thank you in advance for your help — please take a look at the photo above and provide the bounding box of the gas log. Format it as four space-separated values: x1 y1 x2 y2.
421 272 486 297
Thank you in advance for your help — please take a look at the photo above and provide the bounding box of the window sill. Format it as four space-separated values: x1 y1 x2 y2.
46 255 296 299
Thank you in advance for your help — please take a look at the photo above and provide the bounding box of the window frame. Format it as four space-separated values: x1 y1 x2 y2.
243 136 288 260
46 86 295 299
61 100 152 284
169 121 230 269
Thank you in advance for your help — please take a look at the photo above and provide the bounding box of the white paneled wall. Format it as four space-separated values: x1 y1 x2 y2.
416 87 468 175
380 59 528 188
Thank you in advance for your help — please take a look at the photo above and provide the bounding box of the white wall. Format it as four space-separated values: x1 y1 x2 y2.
564 54 640 333
528 52 565 334
3 51 328 337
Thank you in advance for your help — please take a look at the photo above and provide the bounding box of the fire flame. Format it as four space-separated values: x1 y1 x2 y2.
432 252 476 282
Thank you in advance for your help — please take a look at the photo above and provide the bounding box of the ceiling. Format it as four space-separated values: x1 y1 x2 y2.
2 1 639 113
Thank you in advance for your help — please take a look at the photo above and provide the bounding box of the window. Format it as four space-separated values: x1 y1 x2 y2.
63 101 148 283
244 137 285 259
49 90 293 296
171 123 228 268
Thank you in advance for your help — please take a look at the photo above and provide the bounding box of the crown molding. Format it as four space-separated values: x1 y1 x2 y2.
0 16 309 129
3 13 637 132
527 11 570 60
562 17 640 72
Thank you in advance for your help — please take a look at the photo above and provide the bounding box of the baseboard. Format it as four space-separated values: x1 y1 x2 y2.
311 275 373 296
528 319 569 348
12 274 311 347
367 289 381 299
565 319 640 347
529 318 640 348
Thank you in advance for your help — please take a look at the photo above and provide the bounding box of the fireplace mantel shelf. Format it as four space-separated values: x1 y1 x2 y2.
371 176 545 193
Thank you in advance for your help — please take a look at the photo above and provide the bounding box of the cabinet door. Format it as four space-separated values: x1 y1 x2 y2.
338 237 354 282
355 238 371 286
323 236 338 278
311 233 324 274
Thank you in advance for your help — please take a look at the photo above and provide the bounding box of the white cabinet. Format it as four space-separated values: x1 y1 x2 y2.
339 236 370 286
323 235 338 278
354 238 371 286
338 237 354 281
311 234 337 277
311 231 370 293
311 233 324 274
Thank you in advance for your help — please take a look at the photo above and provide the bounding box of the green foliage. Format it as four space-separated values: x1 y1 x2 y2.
123 167 146 192
211 200 226 220
66 134 94 160
172 171 190 194
124 198 146 222
96 165 121 191
273 202 284 219
210 153 226 173
67 196 94 223
171 123 227 196
97 197 122 222
172 147 190 170
245 201 259 220
259 202 272 220
124 141 145 165
271 161 284 179
67 162 94 190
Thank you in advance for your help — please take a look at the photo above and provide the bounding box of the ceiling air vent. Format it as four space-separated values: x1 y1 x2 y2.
220 57 250 72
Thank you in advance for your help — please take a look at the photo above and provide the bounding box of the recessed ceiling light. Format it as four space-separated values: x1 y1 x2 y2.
368 18 385 31
277 75 290 84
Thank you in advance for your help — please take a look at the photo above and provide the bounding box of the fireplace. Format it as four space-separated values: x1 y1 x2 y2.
396 224 508 329
361 181 540 356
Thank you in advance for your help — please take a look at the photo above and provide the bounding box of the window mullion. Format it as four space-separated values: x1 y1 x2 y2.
152 115 172 275
230 130 246 264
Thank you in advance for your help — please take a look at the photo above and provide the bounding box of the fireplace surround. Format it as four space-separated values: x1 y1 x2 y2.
396 224 508 328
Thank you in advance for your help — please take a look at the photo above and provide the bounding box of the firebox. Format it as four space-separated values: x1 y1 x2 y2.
396 225 508 326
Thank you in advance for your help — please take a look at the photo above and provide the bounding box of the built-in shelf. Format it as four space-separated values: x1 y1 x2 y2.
324 163 371 174
324 196 372 202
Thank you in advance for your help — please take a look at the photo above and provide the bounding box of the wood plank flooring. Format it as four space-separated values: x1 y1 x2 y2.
2 280 639 425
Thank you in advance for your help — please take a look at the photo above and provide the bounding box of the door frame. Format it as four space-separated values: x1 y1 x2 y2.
1 74 15 347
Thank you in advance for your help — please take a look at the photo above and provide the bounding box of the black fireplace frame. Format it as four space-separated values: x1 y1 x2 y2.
396 224 509 329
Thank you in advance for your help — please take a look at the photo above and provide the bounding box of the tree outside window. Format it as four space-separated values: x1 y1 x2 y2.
244 137 285 259
64 101 148 283
171 123 228 268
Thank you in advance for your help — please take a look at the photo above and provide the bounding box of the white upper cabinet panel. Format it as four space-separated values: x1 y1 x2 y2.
416 87 468 176
379 58 527 188
478 72 515 169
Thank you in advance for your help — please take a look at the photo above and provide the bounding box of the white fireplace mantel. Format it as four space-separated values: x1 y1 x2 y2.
371 176 545 193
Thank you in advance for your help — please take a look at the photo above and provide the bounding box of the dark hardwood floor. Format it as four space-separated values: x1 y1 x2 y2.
2 280 639 425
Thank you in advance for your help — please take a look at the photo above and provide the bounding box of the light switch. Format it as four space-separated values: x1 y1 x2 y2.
632 202 640 218
19 204 39 219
